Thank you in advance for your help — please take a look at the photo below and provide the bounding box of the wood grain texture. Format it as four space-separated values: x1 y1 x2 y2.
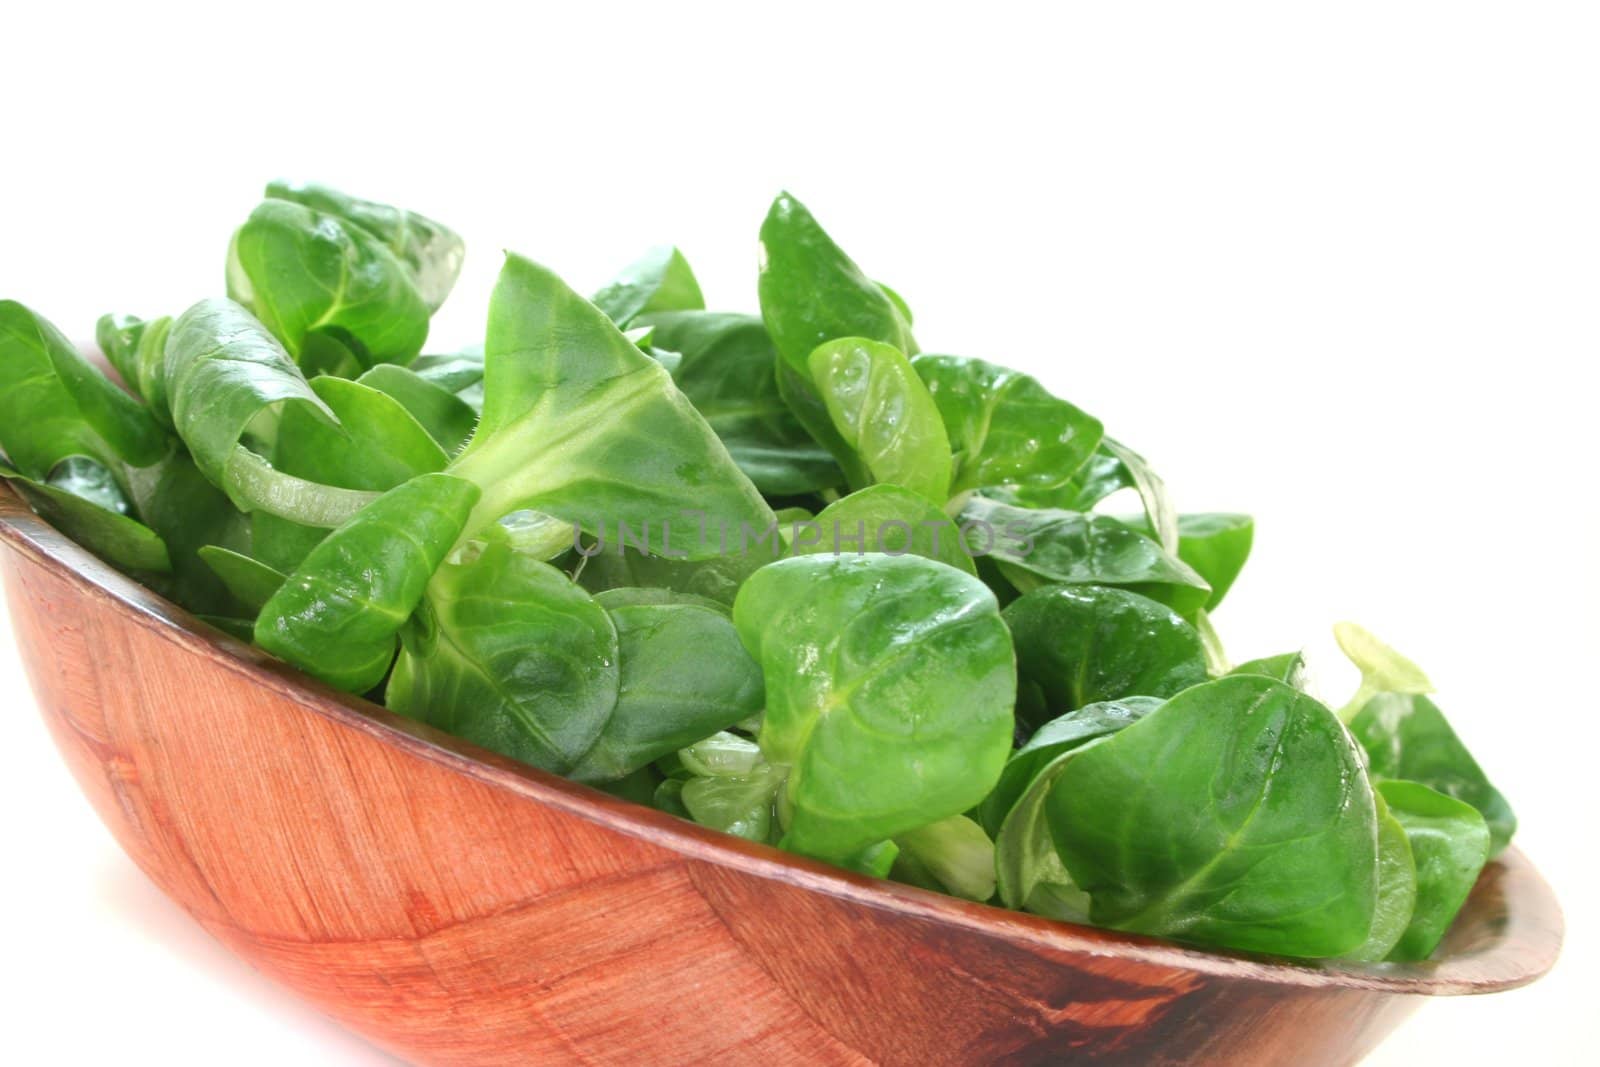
0 483 1562 1066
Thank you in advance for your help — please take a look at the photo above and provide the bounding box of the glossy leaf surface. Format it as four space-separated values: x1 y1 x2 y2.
198 545 286 613
912 354 1102 495
95 313 146 387
448 254 774 556
409 346 485 402
794 485 976 575
989 699 1163 911
757 192 914 378
1345 791 1418 962
388 541 618 773
989 442 1133 512
255 473 479 692
1378 779 1491 961
163 298 337 497
130 316 174 425
960 497 1210 613
1003 585 1208 732
575 537 776 607
275 376 447 490
241 374 448 569
637 311 839 495
357 363 479 456
568 591 764 782
123 450 254 615
0 300 168 478
1126 512 1255 611
95 312 175 425
733 554 1014 863
682 762 784 843
592 245 704 326
807 338 951 502
676 730 766 777
46 455 133 514
1103 438 1178 554
1 459 170 575
227 197 430 367
758 192 915 476
892 815 996 902
1350 692 1516 855
977 696 1163 836
264 180 465 312
993 738 1106 911
1047 676 1379 957
1229 651 1309 688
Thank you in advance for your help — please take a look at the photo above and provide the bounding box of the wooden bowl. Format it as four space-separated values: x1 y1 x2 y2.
0 483 1562 1067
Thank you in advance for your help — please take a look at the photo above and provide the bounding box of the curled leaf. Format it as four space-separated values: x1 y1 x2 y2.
255 473 479 692
733 554 1014 863
807 337 951 502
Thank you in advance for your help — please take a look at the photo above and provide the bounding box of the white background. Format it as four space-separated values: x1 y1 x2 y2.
2 2 1595 1063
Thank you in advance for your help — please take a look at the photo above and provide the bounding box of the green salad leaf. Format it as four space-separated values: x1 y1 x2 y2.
197 545 286 612
1125 512 1254 611
807 338 951 502
0 181 1519 967
913 354 1102 497
1350 693 1516 855
388 540 621 770
1229 651 1309 687
96 313 147 386
356 363 480 456
759 192 915 486
637 311 840 495
593 245 704 326
733 554 1014 864
227 195 432 368
892 815 996 901
1334 621 1434 720
1003 586 1208 732
568 591 764 782
162 297 382 527
1 458 170 575
758 192 914 379
447 253 774 556
262 180 465 312
960 497 1211 612
1345 790 1418 962
1377 779 1491 961
0 300 168 477
794 485 976 575
993 737 1103 914
255 473 480 692
1047 676 1379 957
978 696 1163 836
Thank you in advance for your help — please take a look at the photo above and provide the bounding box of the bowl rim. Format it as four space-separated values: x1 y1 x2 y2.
0 483 1563 996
